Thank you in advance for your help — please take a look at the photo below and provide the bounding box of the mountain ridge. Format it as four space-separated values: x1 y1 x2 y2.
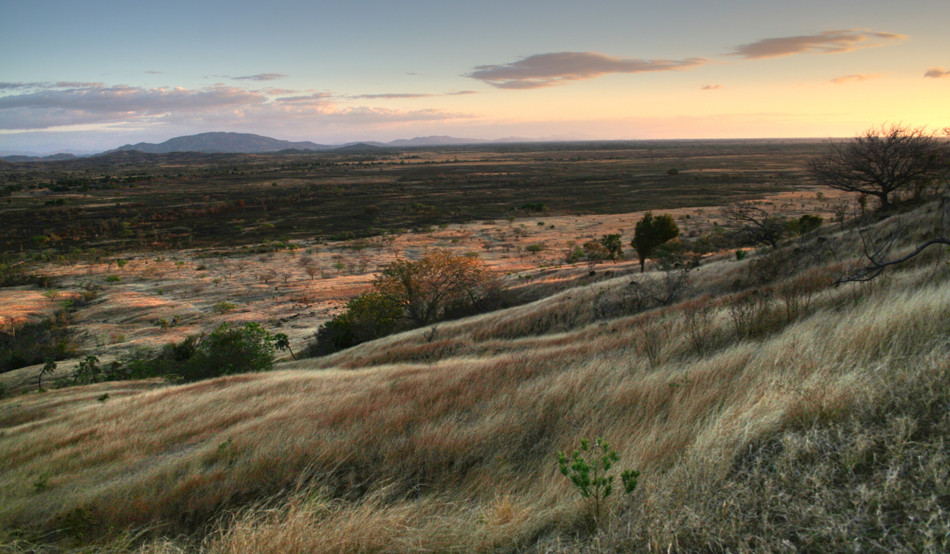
110 132 329 154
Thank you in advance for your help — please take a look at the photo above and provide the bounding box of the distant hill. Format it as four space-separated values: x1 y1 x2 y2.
1 153 77 162
89 132 559 157
333 142 387 153
386 135 483 147
110 132 330 154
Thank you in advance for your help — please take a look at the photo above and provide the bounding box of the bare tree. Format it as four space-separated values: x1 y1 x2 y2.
809 124 949 211
839 196 950 283
721 203 785 248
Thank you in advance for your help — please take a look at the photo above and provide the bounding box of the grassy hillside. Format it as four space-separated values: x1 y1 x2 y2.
1 203 948 552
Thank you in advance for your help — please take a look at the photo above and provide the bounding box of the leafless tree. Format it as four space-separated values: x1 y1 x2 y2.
839 197 950 283
721 203 785 248
809 124 949 211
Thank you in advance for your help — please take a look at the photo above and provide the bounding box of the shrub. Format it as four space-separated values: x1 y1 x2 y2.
306 292 402 356
84 323 279 385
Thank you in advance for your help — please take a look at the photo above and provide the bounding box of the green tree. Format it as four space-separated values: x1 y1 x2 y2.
599 234 624 262
373 250 497 326
632 212 679 273
273 333 296 360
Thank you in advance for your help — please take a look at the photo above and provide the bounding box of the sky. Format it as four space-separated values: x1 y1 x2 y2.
1 0 948 154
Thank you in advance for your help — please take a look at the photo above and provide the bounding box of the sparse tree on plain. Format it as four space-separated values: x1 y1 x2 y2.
808 124 949 210
632 213 679 272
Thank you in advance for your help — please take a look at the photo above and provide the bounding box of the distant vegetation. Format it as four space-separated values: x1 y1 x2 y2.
0 140 820 257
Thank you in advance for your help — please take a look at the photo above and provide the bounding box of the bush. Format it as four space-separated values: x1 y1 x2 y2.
76 323 279 385
176 322 277 381
305 292 402 356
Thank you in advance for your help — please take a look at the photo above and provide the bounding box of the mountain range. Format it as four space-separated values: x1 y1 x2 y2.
107 132 498 155
0 132 562 161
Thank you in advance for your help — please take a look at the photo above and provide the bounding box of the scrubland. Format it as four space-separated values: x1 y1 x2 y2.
1 198 947 552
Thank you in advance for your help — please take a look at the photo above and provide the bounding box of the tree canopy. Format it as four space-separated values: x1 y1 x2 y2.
373 250 497 326
632 212 679 272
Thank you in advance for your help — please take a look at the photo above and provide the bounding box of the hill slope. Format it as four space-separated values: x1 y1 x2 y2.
1 204 948 551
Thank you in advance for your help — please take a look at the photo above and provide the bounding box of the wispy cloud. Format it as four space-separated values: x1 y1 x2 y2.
730 29 905 59
232 73 287 81
924 67 950 78
145 70 163 75
0 83 469 131
352 93 435 99
467 52 706 89
350 90 478 99
827 73 881 84
260 88 299 96
701 84 722 90
0 81 104 91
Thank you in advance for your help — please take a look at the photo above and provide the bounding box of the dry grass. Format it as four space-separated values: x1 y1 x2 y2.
1 202 948 552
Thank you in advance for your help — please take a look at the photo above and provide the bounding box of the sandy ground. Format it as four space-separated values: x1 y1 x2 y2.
1 185 849 391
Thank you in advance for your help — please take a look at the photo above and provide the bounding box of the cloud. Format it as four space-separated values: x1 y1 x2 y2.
259 88 299 96
701 84 722 90
352 93 434 99
232 73 287 81
730 29 905 59
0 81 103 90
924 67 950 78
827 73 881 84
467 51 706 89
0 83 469 131
350 90 478 99
145 70 163 75
53 81 105 89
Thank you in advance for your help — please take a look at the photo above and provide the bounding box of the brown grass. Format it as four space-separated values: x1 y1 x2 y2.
1 202 947 552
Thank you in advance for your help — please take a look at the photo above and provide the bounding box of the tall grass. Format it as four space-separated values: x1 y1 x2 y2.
1 202 948 551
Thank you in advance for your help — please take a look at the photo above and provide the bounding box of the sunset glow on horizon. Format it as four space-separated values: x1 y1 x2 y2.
1 0 948 154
